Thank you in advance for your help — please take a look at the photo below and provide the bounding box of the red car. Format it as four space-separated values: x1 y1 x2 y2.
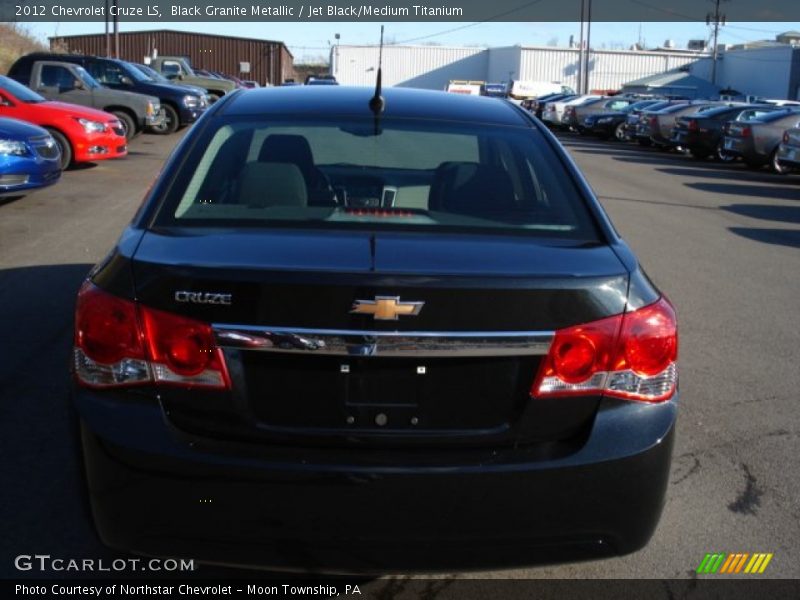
0 75 126 169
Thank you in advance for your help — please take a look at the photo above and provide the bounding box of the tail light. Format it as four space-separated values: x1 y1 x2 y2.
687 119 699 132
74 282 230 389
741 126 752 138
532 297 678 403
650 116 658 128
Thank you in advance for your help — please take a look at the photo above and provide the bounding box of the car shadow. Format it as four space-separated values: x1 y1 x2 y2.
0 194 26 207
0 264 372 581
66 162 99 172
722 204 800 224
686 182 800 201
729 227 800 248
659 166 791 185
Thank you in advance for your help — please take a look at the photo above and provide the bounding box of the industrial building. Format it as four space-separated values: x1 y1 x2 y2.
331 44 710 93
332 39 800 101
49 29 294 86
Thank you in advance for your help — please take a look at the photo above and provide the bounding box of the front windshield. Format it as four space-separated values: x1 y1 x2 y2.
74 66 102 89
119 62 149 82
134 63 167 82
0 75 45 103
156 117 599 241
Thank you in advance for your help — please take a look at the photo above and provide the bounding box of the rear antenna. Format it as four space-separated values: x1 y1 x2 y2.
369 25 385 127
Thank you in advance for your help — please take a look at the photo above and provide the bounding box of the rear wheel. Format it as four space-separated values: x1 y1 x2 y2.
613 123 627 141
150 104 179 135
46 128 72 170
716 141 735 163
110 111 137 141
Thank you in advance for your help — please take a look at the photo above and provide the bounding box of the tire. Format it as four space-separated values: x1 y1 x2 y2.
46 128 72 170
150 104 179 135
110 111 136 141
716 141 735 163
771 147 791 174
613 123 626 141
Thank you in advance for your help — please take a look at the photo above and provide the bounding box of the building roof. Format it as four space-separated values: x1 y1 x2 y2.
622 70 716 89
223 86 530 127
49 28 293 58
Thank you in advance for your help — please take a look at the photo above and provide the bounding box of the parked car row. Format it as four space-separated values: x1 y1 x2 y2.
1 52 237 195
528 91 800 175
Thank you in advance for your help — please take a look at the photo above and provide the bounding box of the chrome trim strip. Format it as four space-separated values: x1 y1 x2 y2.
213 325 554 358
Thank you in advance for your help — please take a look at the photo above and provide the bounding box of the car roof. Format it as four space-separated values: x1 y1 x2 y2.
219 86 530 127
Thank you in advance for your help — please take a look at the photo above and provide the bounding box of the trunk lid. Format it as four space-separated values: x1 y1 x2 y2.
131 229 630 447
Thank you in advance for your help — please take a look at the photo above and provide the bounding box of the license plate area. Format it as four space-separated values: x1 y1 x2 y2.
243 353 537 433
343 359 423 407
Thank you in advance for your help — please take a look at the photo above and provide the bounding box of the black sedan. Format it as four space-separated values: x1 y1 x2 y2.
670 104 779 160
72 86 679 573
583 99 665 140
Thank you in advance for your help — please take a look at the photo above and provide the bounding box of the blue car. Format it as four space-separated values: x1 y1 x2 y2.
0 117 61 196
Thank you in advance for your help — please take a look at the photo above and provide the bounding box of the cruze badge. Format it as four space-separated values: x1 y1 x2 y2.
350 296 424 320
174 291 232 305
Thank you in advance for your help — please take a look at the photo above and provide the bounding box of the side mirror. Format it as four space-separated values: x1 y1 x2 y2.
177 73 185 81
73 79 86 90
165 73 178 80
120 76 133 86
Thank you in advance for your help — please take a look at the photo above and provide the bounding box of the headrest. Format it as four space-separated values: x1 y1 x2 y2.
428 162 517 216
258 134 315 171
235 162 308 208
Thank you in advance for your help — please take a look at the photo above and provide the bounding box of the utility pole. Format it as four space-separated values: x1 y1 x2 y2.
578 0 585 94
584 0 592 94
707 0 728 85
112 0 119 58
104 0 110 57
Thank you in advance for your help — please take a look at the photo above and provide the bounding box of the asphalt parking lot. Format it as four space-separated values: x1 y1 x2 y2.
1 129 798 583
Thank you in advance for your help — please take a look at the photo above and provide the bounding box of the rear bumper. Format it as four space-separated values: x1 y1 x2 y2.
75 388 678 573
721 136 758 161
777 143 800 168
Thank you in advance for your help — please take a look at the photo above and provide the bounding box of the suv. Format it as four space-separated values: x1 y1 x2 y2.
147 56 237 101
9 54 208 135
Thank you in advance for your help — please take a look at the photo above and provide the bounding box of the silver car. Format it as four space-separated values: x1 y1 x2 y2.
776 126 800 172
723 110 800 172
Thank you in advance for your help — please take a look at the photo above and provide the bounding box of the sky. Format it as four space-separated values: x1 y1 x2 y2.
22 21 800 63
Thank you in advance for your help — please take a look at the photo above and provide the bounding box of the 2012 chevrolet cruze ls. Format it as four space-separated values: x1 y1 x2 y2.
72 86 678 573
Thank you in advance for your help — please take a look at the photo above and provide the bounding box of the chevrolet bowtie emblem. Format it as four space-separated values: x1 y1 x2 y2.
350 296 425 321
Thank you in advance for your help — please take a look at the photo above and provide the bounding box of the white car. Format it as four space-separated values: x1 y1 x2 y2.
542 95 602 128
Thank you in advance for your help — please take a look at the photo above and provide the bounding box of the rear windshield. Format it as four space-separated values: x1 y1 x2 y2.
756 110 800 123
155 117 599 241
